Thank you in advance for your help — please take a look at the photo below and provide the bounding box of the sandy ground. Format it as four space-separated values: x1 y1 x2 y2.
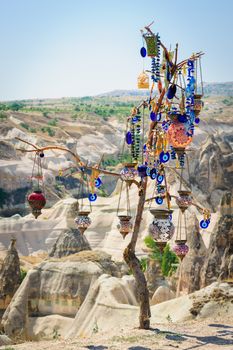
2 317 233 350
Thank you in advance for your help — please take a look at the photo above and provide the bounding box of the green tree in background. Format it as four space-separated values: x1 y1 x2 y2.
143 236 179 277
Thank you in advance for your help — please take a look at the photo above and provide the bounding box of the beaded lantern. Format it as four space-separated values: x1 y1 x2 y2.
74 168 92 234
117 215 133 239
176 190 192 212
27 190 46 219
120 163 138 181
137 71 149 89
172 240 189 260
75 211 92 235
149 209 175 251
194 94 204 116
167 121 193 149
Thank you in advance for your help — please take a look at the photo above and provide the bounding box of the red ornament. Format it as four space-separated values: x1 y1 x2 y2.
167 122 192 149
27 190 46 219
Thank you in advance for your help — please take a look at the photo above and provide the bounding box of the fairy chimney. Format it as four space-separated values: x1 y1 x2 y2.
0 238 21 316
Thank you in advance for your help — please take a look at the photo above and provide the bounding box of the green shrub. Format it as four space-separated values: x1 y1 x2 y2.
20 122 30 130
0 112 7 120
8 102 25 111
48 118 58 126
20 269 27 283
144 236 179 277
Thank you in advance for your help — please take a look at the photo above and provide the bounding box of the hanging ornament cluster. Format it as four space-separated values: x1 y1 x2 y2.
27 151 46 219
74 168 92 235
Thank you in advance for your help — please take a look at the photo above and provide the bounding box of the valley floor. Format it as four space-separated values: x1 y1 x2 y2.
3 318 233 350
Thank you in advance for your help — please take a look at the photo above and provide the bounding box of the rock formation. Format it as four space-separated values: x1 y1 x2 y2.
201 192 233 287
190 133 233 210
151 285 175 305
49 199 91 257
2 250 128 339
0 238 21 319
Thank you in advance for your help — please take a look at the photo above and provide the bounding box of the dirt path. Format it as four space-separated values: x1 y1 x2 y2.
2 318 233 350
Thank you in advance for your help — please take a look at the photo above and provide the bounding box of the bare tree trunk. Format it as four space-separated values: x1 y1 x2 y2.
123 177 151 329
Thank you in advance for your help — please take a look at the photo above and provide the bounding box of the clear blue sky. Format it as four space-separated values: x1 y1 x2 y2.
0 0 232 100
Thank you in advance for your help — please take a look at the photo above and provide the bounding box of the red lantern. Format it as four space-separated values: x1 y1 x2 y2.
27 190 46 219
167 122 192 149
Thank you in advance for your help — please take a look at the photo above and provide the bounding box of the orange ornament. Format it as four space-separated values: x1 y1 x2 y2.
167 122 192 149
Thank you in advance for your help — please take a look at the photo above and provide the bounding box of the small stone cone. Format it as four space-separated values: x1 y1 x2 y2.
0 239 21 311
49 200 91 258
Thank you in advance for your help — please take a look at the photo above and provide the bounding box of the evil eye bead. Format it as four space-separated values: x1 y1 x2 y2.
150 111 156 121
140 47 147 58
39 152 45 158
200 219 209 229
156 113 162 122
89 193 97 202
195 117 200 124
155 196 163 205
159 151 170 163
132 116 139 123
126 131 132 145
150 168 157 180
146 167 151 176
157 174 164 184
95 177 102 188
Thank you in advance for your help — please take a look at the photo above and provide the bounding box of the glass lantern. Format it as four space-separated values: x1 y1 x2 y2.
117 215 133 239
149 209 175 246
74 211 92 234
176 190 192 212
172 240 189 260
120 163 138 181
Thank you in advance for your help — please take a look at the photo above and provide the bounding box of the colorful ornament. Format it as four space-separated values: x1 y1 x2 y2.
149 209 175 243
120 163 138 181
27 190 46 219
172 240 189 260
167 121 193 149
117 215 133 238
176 190 192 212
75 211 91 234
137 71 149 89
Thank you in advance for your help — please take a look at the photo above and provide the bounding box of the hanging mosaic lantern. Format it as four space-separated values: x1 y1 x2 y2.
27 190 46 219
144 34 158 57
74 211 91 234
117 215 133 239
172 240 189 260
167 121 193 149
137 71 149 89
194 94 204 116
176 190 192 212
120 163 138 181
149 209 175 244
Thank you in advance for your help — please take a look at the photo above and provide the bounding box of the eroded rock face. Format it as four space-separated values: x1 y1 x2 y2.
201 192 233 287
151 285 175 305
190 133 233 210
49 228 91 258
2 250 128 339
0 239 21 318
176 214 207 294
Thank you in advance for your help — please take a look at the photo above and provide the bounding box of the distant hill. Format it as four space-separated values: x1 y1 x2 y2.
99 82 233 98
203 82 233 96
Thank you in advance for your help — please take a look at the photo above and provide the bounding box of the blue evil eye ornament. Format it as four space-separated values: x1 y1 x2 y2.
95 177 102 188
146 167 151 176
155 196 163 205
137 164 147 177
150 111 156 121
132 116 139 123
89 193 97 202
150 168 157 180
126 131 132 145
178 114 188 123
140 47 147 58
156 113 162 122
157 174 164 184
167 84 177 99
200 219 209 229
159 151 170 163
195 117 200 124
